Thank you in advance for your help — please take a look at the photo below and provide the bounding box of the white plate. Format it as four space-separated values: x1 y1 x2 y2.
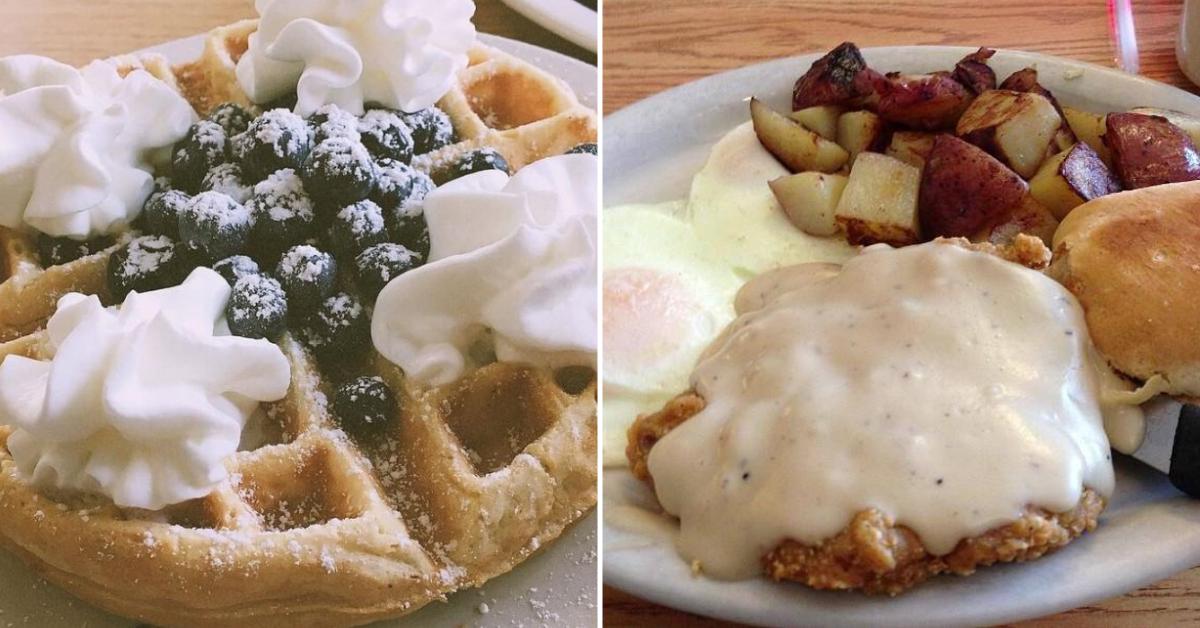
499 0 597 53
602 46 1200 627
0 33 597 628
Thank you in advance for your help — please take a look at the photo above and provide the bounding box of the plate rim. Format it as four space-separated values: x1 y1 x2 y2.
602 45 1200 627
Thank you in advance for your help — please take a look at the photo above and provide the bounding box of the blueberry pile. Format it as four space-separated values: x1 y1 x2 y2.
79 99 592 434
108 102 461 348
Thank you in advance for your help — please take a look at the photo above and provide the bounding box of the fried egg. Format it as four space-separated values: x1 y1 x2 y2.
602 122 857 466
602 204 740 465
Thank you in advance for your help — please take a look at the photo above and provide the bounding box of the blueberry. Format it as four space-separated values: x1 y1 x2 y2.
235 109 312 181
207 103 255 137
329 200 388 259
440 148 509 183
332 376 396 434
275 245 337 312
37 233 114 267
402 107 455 155
308 104 361 144
355 242 421 300
372 158 435 214
371 159 434 258
201 162 253 204
301 138 377 209
142 189 191 239
176 241 215 274
211 255 260 286
359 109 414 163
566 142 598 155
107 235 183 300
301 292 369 362
226 274 288 340
389 206 431 261
178 191 252 260
172 120 230 193
247 168 315 260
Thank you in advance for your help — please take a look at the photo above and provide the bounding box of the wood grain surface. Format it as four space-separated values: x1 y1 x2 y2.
0 0 595 66
604 0 1194 113
603 0 1200 626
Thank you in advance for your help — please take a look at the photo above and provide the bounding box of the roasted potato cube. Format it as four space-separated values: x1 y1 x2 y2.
789 105 843 141
769 172 849 236
919 134 1028 238
1028 143 1121 219
956 89 1062 178
875 72 971 131
837 110 887 165
1104 112 1200 189
998 67 1076 152
1062 106 1112 165
834 152 921 246
953 47 997 95
792 42 883 110
751 97 849 173
885 131 936 170
972 194 1059 246
1130 107 1200 148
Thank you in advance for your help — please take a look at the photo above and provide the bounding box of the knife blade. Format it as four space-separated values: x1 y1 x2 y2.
1129 398 1200 497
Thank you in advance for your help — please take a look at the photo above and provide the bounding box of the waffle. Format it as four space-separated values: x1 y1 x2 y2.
0 17 598 341
0 19 597 628
174 19 598 179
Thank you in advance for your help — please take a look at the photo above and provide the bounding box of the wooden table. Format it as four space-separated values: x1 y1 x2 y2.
0 0 594 66
604 0 1200 625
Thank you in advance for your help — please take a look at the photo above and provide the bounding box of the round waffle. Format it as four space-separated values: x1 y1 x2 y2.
0 19 597 627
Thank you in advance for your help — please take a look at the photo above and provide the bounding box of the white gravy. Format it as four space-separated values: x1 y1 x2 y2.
646 242 1135 579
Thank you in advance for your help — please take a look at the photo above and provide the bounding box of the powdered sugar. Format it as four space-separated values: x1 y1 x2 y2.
201 162 252 204
250 168 313 221
311 104 361 142
119 235 176 278
277 245 333 282
230 274 287 323
335 201 385 238
309 137 374 177
237 109 310 160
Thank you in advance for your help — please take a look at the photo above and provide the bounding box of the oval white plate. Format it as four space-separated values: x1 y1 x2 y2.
499 0 597 52
603 46 1200 627
0 33 597 628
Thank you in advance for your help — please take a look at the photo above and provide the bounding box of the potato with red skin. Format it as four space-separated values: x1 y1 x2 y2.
792 42 883 110
919 134 1028 238
1105 112 1200 189
953 48 997 95
1029 142 1121 219
874 72 972 131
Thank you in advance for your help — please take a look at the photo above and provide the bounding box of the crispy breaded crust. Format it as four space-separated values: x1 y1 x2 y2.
1049 181 1200 398
628 393 1103 595
935 234 1052 270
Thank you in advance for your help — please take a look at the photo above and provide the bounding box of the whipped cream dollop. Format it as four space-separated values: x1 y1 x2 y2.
372 153 597 386
236 0 477 117
0 268 291 510
0 55 196 239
